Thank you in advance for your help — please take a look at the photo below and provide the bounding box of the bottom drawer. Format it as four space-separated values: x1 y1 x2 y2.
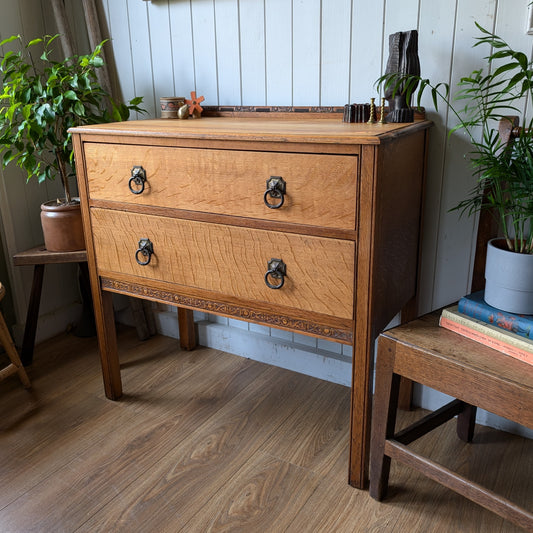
90 208 355 320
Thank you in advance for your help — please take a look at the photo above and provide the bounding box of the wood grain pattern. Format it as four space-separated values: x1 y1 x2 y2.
73 117 432 145
91 208 355 319
383 313 533 428
0 329 529 533
84 143 358 230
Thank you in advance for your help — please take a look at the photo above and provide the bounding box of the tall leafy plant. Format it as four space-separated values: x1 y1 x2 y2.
378 23 533 254
0 34 144 203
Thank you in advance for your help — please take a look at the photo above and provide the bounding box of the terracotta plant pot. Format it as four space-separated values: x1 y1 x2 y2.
484 238 533 314
40 200 85 252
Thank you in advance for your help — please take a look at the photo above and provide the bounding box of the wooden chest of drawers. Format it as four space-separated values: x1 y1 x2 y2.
72 114 430 489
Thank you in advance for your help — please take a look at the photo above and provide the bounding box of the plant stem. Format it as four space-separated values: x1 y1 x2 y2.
55 149 71 203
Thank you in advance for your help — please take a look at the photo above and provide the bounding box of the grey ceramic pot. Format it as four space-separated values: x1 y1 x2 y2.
484 238 533 314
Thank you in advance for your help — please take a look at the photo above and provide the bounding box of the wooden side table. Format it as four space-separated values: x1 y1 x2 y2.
13 246 90 365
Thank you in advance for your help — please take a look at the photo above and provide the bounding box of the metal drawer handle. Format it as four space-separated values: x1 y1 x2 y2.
265 258 286 289
129 166 147 194
263 176 286 209
135 238 153 265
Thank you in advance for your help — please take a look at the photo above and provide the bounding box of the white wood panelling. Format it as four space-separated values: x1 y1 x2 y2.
191 0 219 106
147 1 175 103
350 0 384 103
239 1 266 105
214 0 241 105
431 0 498 309
265 0 292 105
168 1 195 99
292 0 320 104
416 0 458 314
320 0 352 106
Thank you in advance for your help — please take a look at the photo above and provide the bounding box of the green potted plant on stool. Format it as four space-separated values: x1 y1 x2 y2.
378 23 533 314
0 34 143 251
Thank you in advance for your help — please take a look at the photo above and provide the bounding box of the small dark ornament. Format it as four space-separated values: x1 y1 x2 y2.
384 30 420 123
343 103 371 123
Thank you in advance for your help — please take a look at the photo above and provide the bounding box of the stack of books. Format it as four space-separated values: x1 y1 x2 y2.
439 290 533 366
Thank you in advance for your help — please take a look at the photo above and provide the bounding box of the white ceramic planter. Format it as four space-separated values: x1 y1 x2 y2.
484 238 533 314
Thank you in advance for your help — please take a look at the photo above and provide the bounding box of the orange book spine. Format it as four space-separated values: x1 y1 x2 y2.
439 316 533 366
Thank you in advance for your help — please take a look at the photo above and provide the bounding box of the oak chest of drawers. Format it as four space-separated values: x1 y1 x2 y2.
72 113 430 488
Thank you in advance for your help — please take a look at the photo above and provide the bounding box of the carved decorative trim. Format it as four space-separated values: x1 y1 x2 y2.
102 278 352 343
203 105 345 115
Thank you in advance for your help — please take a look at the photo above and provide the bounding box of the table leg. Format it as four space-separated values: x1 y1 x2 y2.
20 264 45 366
96 289 122 400
178 307 197 350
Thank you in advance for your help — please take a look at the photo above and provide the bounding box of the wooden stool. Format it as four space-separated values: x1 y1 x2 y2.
13 245 157 366
0 282 30 388
369 312 533 530
13 246 90 366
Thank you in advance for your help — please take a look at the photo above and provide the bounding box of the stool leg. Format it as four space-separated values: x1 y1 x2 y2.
20 264 45 366
370 337 400 500
0 310 30 388
457 403 477 443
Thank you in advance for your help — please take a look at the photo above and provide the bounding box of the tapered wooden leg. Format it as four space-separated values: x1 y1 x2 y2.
178 307 197 350
369 337 401 500
349 333 375 488
20 264 45 365
457 403 477 443
95 290 121 400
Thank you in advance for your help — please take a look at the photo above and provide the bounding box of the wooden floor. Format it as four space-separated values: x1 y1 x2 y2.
0 326 531 532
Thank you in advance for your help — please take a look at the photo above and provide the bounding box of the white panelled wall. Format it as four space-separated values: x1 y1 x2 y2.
0 0 531 437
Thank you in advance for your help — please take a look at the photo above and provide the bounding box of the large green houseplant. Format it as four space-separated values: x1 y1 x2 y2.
0 34 143 251
378 23 533 313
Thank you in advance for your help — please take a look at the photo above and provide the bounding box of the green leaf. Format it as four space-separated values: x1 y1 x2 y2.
0 35 20 47
2 150 13 167
128 96 144 106
74 101 85 115
492 63 519 78
22 104 32 120
90 56 104 68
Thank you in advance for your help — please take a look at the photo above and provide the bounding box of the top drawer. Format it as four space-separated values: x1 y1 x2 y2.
83 143 357 230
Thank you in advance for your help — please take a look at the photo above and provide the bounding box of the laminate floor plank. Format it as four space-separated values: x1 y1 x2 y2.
182 451 320 532
259 378 351 478
0 331 266 532
0 332 206 510
0 328 531 532
77 367 323 532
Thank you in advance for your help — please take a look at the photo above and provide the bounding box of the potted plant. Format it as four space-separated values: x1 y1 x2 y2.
378 23 533 314
0 34 144 251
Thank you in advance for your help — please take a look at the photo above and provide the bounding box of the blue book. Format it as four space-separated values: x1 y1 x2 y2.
458 290 533 340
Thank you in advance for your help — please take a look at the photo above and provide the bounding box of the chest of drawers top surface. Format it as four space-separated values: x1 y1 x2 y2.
71 116 430 145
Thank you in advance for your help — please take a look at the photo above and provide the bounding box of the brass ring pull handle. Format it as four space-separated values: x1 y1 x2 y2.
129 166 147 194
264 258 286 289
263 176 286 209
135 238 154 265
